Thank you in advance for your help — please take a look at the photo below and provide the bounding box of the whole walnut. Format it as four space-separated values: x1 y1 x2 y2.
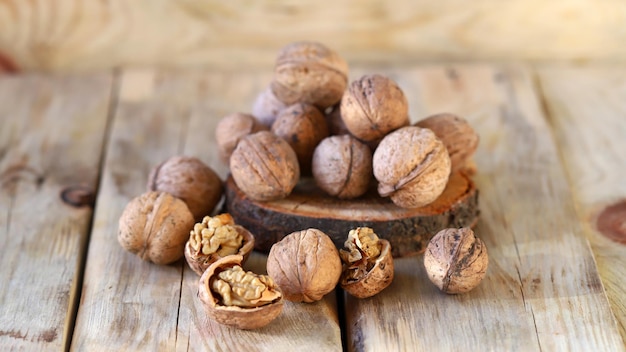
340 74 410 143
251 86 287 127
424 227 488 294
373 126 451 208
271 41 348 109
148 156 223 222
312 135 372 199
215 112 267 163
266 229 342 302
118 191 195 264
230 131 300 201
271 103 329 174
415 113 479 173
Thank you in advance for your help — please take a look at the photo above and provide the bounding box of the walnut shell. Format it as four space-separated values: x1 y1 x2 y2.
373 126 451 208
312 135 373 199
215 112 267 163
118 191 195 264
251 86 287 127
271 41 348 109
415 113 479 172
341 239 394 299
340 74 410 143
266 229 342 302
271 103 329 174
199 255 284 329
230 131 300 201
148 156 223 222
424 227 489 294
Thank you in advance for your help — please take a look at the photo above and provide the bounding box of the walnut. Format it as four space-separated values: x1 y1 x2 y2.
373 126 451 208
415 113 479 173
266 229 342 302
340 227 394 298
184 213 255 276
424 227 488 294
312 135 372 199
251 86 287 127
340 74 410 143
199 255 283 329
271 41 348 109
230 131 300 201
215 112 267 163
324 104 350 136
148 156 223 222
118 191 195 264
271 103 329 174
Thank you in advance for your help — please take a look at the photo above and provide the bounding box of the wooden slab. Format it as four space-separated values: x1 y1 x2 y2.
537 66 626 340
225 172 479 257
343 65 625 351
0 74 112 350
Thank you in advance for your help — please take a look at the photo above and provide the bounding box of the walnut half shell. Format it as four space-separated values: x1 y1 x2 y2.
198 255 283 330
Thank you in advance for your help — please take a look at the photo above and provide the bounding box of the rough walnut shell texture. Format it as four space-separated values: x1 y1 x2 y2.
340 74 410 143
424 227 489 294
148 156 223 222
252 86 287 127
215 112 267 163
230 131 300 201
118 191 195 264
266 229 342 302
271 41 348 109
415 113 479 172
312 135 373 199
373 126 451 208
341 239 394 298
271 103 329 174
199 255 283 329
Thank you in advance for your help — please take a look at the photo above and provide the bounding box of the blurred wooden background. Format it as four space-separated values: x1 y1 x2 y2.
1 0 625 73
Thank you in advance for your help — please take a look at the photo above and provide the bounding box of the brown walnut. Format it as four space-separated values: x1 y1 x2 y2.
312 135 372 199
251 86 287 127
271 41 348 109
266 228 342 302
424 227 489 294
415 113 479 173
215 112 267 163
118 191 195 265
373 126 451 208
230 131 300 201
271 103 329 174
148 156 223 222
340 74 410 143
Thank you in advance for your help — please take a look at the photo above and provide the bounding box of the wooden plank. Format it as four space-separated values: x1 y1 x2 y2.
72 69 342 351
537 66 626 340
0 74 113 350
343 65 625 351
2 1 626 72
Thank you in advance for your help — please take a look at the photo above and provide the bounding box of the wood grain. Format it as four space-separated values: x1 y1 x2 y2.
1 1 626 72
0 74 113 350
537 66 626 341
343 65 625 351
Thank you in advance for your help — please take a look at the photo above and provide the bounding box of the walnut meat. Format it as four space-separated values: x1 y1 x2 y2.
271 103 329 174
415 113 479 172
340 74 410 143
215 112 267 163
271 41 348 109
373 126 451 208
199 255 283 329
266 229 342 302
230 131 300 201
184 213 255 276
118 191 195 264
148 156 223 222
340 228 394 298
312 135 372 199
251 86 287 127
424 227 488 294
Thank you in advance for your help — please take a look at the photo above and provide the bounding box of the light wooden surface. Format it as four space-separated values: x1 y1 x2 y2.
1 1 626 72
1 65 626 351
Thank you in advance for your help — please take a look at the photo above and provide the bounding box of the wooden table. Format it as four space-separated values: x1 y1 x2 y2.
1 65 625 351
